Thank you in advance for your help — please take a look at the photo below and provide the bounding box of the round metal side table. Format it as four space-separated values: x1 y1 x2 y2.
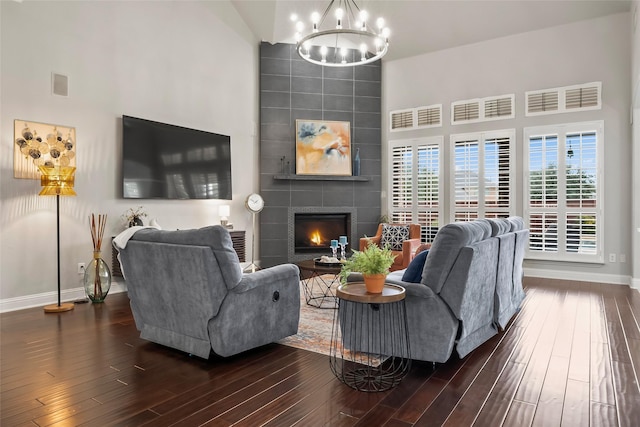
296 259 342 309
329 282 411 392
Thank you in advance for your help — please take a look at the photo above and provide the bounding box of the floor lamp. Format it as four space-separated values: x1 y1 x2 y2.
39 165 77 313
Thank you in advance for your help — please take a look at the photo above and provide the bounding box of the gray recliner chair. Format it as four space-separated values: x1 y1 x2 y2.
486 217 528 330
114 225 300 359
347 220 500 363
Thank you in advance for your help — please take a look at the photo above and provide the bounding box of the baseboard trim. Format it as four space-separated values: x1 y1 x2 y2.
524 268 632 286
631 278 640 290
0 281 128 313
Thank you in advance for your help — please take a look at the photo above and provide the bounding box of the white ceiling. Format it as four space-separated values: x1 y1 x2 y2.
231 0 631 62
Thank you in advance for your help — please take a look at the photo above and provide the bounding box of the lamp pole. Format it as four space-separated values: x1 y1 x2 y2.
44 193 74 313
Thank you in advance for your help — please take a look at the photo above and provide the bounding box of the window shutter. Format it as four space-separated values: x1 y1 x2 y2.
565 84 600 110
452 94 514 124
452 101 480 123
391 145 413 211
484 96 514 119
416 105 442 127
389 137 443 243
527 91 559 114
453 138 480 220
390 105 442 132
526 82 601 116
524 121 602 262
484 137 511 212
451 130 515 222
390 110 413 130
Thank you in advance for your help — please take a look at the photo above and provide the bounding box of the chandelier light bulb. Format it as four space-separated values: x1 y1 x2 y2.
374 37 382 52
336 7 344 29
293 0 390 67
290 13 298 22
359 10 368 26
382 27 391 41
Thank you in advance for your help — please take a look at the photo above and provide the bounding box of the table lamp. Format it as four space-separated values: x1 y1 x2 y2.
219 205 231 228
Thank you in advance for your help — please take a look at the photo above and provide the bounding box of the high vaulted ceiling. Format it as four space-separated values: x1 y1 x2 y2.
231 0 631 62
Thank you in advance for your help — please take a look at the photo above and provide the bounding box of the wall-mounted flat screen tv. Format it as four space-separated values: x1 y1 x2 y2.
122 115 232 200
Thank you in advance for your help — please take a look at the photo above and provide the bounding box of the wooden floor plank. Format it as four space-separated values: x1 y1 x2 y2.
530 355 570 427
560 379 590 427
502 400 536 427
2 282 639 427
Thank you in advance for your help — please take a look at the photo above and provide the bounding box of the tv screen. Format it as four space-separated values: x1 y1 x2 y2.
122 115 232 200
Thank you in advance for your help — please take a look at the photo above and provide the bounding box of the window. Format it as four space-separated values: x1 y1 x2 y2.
524 121 603 262
451 94 515 125
389 137 443 242
390 105 442 132
525 82 601 116
450 130 515 221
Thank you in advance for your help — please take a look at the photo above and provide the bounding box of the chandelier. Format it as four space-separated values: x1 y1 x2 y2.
292 0 390 67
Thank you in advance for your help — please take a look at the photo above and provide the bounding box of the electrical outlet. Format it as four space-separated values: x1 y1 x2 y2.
77 263 86 274
620 254 626 263
609 253 616 263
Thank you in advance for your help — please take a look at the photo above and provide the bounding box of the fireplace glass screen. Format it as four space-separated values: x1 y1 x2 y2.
294 213 350 253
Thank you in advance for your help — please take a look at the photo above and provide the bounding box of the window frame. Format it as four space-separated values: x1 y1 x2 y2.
523 120 604 263
388 136 444 243
449 129 516 222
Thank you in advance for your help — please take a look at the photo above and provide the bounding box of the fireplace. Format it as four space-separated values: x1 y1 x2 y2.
294 213 350 253
288 207 358 262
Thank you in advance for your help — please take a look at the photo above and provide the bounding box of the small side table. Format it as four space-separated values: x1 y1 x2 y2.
296 259 342 309
330 282 411 392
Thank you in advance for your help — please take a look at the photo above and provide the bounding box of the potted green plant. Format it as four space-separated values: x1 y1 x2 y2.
339 240 396 293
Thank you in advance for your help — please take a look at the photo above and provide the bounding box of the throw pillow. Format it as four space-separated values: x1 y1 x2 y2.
401 250 429 283
380 224 410 251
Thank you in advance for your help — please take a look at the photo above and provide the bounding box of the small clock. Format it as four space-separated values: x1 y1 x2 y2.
245 193 264 213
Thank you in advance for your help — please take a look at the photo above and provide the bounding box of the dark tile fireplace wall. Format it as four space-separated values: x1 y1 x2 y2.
259 42 382 268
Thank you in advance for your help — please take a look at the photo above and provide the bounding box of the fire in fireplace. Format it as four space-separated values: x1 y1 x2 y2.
294 213 350 253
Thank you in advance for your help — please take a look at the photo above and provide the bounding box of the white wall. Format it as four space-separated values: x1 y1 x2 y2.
383 13 633 284
0 1 259 306
633 1 640 288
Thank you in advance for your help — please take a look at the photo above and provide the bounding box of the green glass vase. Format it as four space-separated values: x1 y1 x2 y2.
84 251 111 303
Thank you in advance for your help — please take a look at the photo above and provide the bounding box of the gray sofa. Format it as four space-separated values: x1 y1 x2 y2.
114 225 301 359
346 217 528 363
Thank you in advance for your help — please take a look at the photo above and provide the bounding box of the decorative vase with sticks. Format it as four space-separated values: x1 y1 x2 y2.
84 213 112 303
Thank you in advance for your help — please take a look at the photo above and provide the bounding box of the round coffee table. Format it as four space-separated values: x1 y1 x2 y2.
295 259 342 309
329 282 411 392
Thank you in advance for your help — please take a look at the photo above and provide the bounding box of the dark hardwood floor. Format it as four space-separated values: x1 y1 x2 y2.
2 278 639 426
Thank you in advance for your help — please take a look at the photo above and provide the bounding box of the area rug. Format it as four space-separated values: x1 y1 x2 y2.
279 280 386 367
278 281 336 356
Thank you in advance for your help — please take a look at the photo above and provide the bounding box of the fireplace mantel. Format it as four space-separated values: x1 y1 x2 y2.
273 174 370 182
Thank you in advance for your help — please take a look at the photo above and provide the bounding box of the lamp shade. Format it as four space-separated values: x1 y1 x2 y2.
219 205 230 218
38 166 76 196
